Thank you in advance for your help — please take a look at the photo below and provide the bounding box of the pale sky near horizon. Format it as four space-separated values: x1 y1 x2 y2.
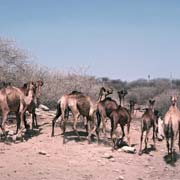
0 0 180 81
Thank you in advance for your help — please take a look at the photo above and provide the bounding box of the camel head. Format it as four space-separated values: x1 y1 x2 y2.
149 99 155 109
28 81 37 96
98 87 113 101
117 89 128 98
129 100 136 107
106 87 113 95
117 89 128 107
170 95 177 106
36 80 44 97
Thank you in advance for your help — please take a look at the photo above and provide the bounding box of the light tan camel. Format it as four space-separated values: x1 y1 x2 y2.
19 80 44 128
164 96 180 160
51 87 110 143
0 81 36 136
139 99 158 155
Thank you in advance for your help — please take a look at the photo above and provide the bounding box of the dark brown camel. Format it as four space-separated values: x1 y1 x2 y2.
139 99 158 155
51 87 110 143
164 96 180 160
109 99 135 149
96 91 118 138
19 80 44 128
0 82 36 136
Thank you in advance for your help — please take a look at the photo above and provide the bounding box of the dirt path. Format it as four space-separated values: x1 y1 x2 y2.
0 110 180 180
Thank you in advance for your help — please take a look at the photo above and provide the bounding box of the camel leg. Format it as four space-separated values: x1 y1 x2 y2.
1 110 9 137
102 117 107 137
96 111 101 141
170 135 174 160
62 109 69 144
32 109 37 129
51 103 62 137
126 122 131 146
110 118 118 149
87 118 92 143
145 130 149 152
166 137 170 155
23 113 29 129
62 119 67 144
88 115 98 143
139 130 144 155
16 112 21 134
83 117 88 133
152 124 156 150
92 116 100 143
164 124 170 155
73 113 80 140
120 124 125 142
179 122 180 152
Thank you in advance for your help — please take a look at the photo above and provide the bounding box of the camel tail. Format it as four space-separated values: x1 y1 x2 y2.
164 122 173 139
55 101 62 119
51 101 62 137
56 102 62 117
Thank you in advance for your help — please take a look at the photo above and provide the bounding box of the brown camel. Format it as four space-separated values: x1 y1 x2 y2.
139 99 158 155
0 81 36 136
96 91 118 138
164 96 180 160
109 99 135 149
51 87 110 143
19 80 44 128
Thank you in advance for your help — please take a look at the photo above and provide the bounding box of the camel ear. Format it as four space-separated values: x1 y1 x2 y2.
149 99 155 104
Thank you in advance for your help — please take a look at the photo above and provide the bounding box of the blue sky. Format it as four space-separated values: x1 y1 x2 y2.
0 0 180 81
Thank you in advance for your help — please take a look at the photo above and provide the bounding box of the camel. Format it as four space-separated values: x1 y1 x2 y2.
19 80 44 128
0 81 36 136
138 99 158 155
164 96 180 160
109 99 135 149
96 91 118 138
51 87 111 143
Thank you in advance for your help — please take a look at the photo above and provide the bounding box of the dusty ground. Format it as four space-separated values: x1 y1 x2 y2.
0 109 180 180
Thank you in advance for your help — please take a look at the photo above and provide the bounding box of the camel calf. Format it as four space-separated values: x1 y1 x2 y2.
20 80 44 128
164 96 180 160
109 100 135 149
139 99 158 155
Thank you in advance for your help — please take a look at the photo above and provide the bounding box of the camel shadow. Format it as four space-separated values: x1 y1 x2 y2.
62 130 89 143
0 128 43 144
97 137 113 147
23 128 43 141
140 144 156 155
163 152 180 166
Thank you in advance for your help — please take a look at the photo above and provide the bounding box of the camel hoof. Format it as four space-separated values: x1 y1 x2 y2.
138 151 142 156
63 138 67 144
25 124 30 129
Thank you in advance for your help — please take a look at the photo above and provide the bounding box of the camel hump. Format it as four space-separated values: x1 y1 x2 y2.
69 90 82 95
105 97 112 101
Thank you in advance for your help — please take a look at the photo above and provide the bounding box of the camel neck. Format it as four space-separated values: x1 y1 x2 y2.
119 96 124 107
